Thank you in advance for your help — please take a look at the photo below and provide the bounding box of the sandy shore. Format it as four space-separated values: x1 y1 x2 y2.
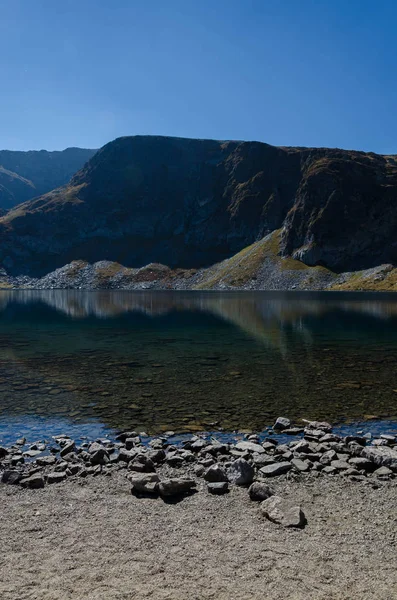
1 473 396 600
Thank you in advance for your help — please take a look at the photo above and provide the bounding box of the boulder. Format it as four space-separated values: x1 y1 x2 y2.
158 478 196 497
128 454 155 473
273 417 291 431
259 462 292 477
260 495 306 528
47 472 67 484
1 469 22 484
248 482 274 501
20 474 45 489
291 458 311 472
227 458 254 486
36 455 56 467
235 441 265 454
129 473 160 494
361 446 397 471
204 464 228 483
60 441 75 458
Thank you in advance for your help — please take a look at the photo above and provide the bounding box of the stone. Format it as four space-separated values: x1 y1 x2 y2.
330 460 350 470
147 449 166 464
227 458 255 486
291 458 311 472
248 482 274 501
204 464 228 483
23 450 42 458
0 447 7 459
129 473 160 494
207 482 229 495
319 450 338 465
259 462 292 477
118 448 137 463
380 434 396 444
273 417 291 431
322 466 337 475
115 431 138 442
36 455 56 467
1 469 22 484
282 427 304 435
235 441 265 454
125 437 141 450
166 455 184 468
128 454 155 473
15 437 26 446
158 478 196 497
60 441 75 458
361 446 397 471
302 420 332 432
47 471 67 484
373 466 394 478
260 495 306 528
90 447 109 466
348 457 375 472
20 474 45 489
66 464 81 476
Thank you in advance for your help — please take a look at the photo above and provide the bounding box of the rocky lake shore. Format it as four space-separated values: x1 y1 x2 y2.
1 417 397 599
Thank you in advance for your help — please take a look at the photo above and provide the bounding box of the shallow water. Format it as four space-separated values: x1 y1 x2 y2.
0 289 397 443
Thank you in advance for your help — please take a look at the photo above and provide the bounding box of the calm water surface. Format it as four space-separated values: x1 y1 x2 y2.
0 289 397 443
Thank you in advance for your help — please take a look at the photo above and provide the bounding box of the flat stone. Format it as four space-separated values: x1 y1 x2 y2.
248 482 274 501
282 427 304 435
23 450 42 458
158 478 196 497
47 471 67 484
128 454 155 473
303 420 332 433
348 457 375 472
118 448 137 463
204 464 228 483
361 446 397 471
60 441 75 458
235 441 265 454
374 466 393 478
227 458 254 486
291 458 311 472
259 462 292 477
260 495 306 528
207 482 229 495
330 460 350 470
322 466 337 474
129 473 160 494
20 474 45 489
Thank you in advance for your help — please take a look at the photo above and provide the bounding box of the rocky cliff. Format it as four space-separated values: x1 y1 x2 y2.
0 136 395 277
0 147 96 210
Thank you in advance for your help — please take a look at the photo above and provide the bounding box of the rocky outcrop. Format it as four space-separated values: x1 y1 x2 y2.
0 147 96 210
0 136 396 276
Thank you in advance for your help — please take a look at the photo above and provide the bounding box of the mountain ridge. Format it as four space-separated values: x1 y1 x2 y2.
0 135 396 286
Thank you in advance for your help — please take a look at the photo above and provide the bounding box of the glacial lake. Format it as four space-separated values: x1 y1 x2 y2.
0 289 397 445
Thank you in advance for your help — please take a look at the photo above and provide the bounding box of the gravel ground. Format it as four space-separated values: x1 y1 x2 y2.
1 473 396 600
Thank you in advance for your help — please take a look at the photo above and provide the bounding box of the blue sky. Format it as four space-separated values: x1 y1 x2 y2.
0 0 396 153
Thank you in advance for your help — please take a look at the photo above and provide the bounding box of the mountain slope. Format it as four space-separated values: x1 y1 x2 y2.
0 147 96 210
0 135 396 277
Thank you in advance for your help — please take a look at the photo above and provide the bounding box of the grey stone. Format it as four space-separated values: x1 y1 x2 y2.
15 437 26 446
319 450 338 465
248 482 274 501
235 441 265 454
322 466 337 475
361 446 397 471
273 417 291 431
158 478 196 497
118 448 137 463
47 471 67 484
60 441 75 457
128 454 155 473
36 455 56 467
207 481 229 495
227 458 254 486
260 495 306 528
291 458 311 472
20 474 45 489
1 469 22 484
259 462 292 477
204 464 228 483
303 420 332 432
330 460 350 470
348 457 375 472
129 473 160 494
373 466 394 478
166 454 184 468
0 447 8 459
282 427 304 435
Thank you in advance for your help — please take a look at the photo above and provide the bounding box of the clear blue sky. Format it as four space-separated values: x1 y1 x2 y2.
1 0 396 153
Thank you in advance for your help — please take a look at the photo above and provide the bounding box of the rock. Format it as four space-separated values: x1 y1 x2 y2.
361 446 397 471
348 457 375 472
0 447 7 459
47 472 67 484
227 458 254 486
158 478 196 497
235 441 265 454
292 440 312 454
1 469 22 484
259 462 292 477
345 435 367 446
147 449 166 464
125 437 141 450
15 437 26 446
90 447 109 466
66 464 81 476
319 450 338 465
36 455 56 467
330 460 350 470
166 454 184 468
380 434 396 444
128 454 155 473
207 482 229 495
322 466 337 475
23 450 42 458
129 473 160 494
204 464 228 483
260 495 306 528
248 482 274 501
373 466 394 478
118 448 137 463
304 428 325 441
291 458 311 472
60 441 75 457
282 427 304 435
20 474 45 489
302 420 332 432
115 431 138 442
273 417 291 431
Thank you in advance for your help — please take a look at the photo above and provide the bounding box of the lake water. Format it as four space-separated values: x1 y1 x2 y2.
0 289 397 445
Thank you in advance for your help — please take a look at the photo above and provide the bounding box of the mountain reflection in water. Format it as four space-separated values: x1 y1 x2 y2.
0 289 397 434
